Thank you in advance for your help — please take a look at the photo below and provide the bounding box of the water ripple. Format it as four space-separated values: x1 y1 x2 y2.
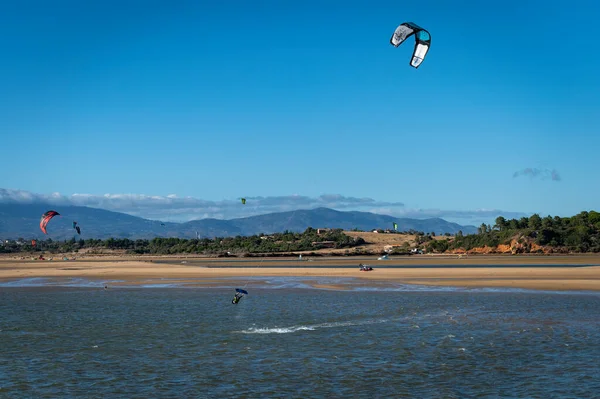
1 288 599 397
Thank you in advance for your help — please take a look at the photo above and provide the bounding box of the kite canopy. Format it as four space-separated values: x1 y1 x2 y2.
236 288 249 295
390 22 431 68
241 198 246 205
40 210 60 234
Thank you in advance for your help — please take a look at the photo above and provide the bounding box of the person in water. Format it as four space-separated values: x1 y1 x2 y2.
232 293 242 304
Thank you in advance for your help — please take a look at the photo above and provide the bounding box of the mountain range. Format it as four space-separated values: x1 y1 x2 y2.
0 203 478 240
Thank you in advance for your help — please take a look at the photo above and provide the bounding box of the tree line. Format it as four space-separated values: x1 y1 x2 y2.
3 211 598 256
0 228 366 256
426 211 600 253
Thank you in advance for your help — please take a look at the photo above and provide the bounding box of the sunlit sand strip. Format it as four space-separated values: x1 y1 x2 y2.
2 260 600 291
308 283 353 291
3 254 600 266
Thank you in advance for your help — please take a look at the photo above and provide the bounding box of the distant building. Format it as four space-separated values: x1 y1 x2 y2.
384 244 408 252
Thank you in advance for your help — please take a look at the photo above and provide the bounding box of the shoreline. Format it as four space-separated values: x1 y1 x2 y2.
2 255 600 292
3 253 600 265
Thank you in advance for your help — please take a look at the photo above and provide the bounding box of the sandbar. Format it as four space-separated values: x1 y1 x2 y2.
2 255 600 291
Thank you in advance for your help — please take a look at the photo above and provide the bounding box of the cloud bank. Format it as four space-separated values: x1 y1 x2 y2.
367 206 529 222
513 168 561 181
0 188 527 226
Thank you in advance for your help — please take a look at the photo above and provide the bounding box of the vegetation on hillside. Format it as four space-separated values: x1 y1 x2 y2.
3 211 599 256
0 228 367 256
426 211 600 253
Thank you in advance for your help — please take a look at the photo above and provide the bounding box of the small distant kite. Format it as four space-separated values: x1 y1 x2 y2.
390 22 431 68
73 221 81 235
241 198 246 205
40 210 60 234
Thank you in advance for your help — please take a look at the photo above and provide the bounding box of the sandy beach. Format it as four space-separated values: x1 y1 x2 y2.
2 254 600 291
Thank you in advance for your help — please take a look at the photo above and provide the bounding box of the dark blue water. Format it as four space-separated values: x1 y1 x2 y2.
1 282 600 398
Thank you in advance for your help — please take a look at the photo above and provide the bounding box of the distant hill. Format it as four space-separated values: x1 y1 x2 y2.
0 204 477 240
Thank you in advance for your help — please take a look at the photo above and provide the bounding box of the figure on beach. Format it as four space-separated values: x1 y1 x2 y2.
359 263 373 271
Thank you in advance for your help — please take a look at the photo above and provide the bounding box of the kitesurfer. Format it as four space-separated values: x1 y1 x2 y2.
232 288 248 304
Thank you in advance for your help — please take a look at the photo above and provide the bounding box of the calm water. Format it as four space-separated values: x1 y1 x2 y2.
1 280 600 398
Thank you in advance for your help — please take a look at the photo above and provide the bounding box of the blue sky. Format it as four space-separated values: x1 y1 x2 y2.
1 0 599 225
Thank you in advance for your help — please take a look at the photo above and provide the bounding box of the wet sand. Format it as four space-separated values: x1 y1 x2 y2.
2 255 600 291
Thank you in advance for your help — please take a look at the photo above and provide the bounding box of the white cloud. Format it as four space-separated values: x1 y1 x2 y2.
0 188 526 225
513 167 561 182
367 207 530 226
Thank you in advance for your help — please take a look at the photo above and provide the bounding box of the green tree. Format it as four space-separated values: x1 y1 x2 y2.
528 214 542 229
519 217 530 229
478 224 487 234
494 216 508 230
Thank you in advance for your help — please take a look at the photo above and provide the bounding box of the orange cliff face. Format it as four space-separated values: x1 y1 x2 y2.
443 237 562 255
